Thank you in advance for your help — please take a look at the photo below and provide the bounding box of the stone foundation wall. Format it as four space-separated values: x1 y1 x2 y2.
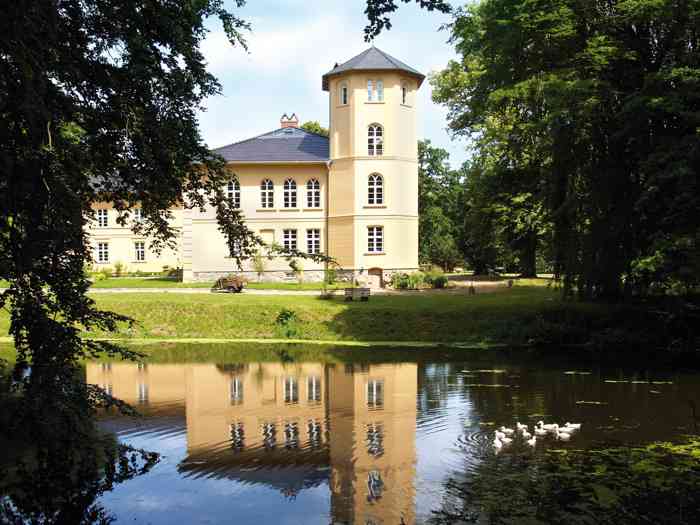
189 268 420 286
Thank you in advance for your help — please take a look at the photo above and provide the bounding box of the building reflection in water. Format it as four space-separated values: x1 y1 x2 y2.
87 360 417 524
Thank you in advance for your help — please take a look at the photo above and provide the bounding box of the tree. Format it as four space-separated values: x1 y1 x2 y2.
300 121 329 137
432 0 700 298
418 140 465 269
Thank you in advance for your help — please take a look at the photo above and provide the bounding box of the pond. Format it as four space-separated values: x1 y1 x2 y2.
10 345 700 524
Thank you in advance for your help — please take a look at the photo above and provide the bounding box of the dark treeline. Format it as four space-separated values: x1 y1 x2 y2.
426 0 699 300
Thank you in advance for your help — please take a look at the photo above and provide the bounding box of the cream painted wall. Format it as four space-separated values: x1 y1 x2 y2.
87 204 182 273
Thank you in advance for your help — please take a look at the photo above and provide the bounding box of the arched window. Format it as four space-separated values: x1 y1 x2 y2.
283 178 297 208
306 178 321 208
368 124 383 156
368 174 384 205
339 82 348 105
401 82 408 105
260 179 274 208
227 180 240 209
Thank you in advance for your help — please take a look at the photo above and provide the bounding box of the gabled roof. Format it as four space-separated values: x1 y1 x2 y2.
322 46 425 90
212 127 329 164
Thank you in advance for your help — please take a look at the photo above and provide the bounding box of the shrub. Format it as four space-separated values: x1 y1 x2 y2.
433 275 449 289
114 261 125 277
390 272 425 290
325 267 337 285
276 308 298 325
253 252 266 281
408 272 425 289
100 267 113 280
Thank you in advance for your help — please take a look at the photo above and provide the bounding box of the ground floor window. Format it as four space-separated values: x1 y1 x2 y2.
367 226 383 253
283 229 297 251
97 242 109 263
306 229 321 254
366 379 384 409
134 241 145 262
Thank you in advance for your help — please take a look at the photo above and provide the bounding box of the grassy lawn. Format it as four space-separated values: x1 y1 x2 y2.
0 285 588 345
89 277 342 290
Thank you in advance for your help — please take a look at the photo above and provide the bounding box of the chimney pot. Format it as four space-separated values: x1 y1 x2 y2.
280 113 299 128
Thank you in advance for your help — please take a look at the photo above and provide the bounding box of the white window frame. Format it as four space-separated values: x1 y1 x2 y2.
368 174 384 205
306 179 321 208
307 376 321 402
97 209 108 228
134 241 146 262
260 179 274 208
227 180 241 209
367 79 384 102
283 229 297 251
367 226 384 253
366 379 384 408
306 228 321 255
284 376 298 404
137 382 149 404
339 82 348 105
368 124 383 156
97 242 109 263
230 377 243 404
283 178 297 208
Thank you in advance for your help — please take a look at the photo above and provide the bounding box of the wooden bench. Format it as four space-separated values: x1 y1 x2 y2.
344 287 371 302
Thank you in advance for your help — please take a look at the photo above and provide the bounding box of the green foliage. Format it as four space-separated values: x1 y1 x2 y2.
433 0 700 298
325 267 337 285
390 272 426 289
432 439 700 524
99 267 113 280
113 261 125 278
252 252 266 280
300 121 329 137
418 140 466 270
275 308 298 326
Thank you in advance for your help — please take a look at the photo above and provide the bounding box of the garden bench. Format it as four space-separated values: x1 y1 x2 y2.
344 287 371 302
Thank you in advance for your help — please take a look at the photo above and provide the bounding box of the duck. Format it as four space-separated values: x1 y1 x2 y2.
548 423 560 434
537 421 558 431
493 437 503 450
526 436 537 447
564 422 581 431
499 426 515 436
500 436 513 445
534 427 548 437
495 431 506 440
521 430 532 440
516 422 528 432
557 430 572 441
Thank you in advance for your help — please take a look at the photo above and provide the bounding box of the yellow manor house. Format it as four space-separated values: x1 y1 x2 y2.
88 47 423 286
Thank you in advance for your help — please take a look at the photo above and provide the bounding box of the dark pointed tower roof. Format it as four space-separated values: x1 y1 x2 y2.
322 46 425 91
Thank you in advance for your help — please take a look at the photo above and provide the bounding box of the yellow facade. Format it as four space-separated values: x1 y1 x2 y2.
85 47 422 285
87 360 418 524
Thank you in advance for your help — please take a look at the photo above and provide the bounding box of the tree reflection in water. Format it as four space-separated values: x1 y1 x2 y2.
0 365 159 524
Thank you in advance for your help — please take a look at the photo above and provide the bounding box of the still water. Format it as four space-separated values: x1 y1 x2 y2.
88 346 699 524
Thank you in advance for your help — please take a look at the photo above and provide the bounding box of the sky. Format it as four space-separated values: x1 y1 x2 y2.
198 0 469 168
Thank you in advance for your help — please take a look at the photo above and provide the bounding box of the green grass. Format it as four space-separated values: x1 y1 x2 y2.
0 286 582 345
87 277 343 290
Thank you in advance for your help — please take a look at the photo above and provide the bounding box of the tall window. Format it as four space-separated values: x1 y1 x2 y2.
134 241 145 262
284 422 299 449
230 422 245 451
368 124 383 156
283 178 297 208
284 377 298 404
368 174 384 204
366 379 384 409
230 377 243 404
262 422 276 450
227 180 241 209
97 209 108 227
97 242 109 263
137 382 149 404
283 229 297 251
132 208 143 223
260 179 274 208
339 82 348 105
308 420 322 449
368 226 384 253
306 229 321 255
366 422 385 457
401 82 408 105
307 376 321 403
367 79 384 102
306 179 321 208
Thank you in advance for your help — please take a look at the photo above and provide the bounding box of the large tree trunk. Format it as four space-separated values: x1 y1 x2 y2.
518 232 538 278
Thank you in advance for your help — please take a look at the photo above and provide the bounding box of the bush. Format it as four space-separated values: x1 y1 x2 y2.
390 272 425 290
433 275 449 289
325 267 337 285
276 308 298 325
100 267 113 280
114 261 125 277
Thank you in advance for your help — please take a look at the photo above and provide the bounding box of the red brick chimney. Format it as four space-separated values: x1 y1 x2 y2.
280 113 299 128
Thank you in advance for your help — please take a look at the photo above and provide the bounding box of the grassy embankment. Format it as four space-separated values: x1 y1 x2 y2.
0 284 598 345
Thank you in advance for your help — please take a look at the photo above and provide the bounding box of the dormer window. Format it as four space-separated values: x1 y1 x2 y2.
367 79 384 102
368 124 383 156
339 82 348 105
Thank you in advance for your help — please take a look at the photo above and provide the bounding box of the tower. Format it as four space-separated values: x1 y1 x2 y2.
323 47 423 286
